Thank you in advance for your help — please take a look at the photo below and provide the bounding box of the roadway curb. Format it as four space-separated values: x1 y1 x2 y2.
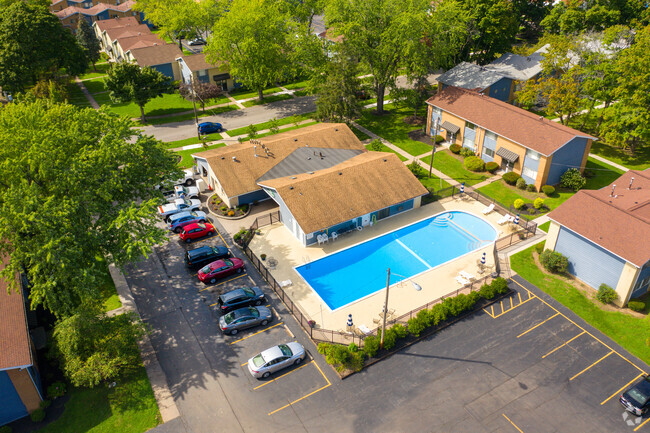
108 264 180 423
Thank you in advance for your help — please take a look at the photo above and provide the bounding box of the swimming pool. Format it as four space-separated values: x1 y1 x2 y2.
295 211 497 310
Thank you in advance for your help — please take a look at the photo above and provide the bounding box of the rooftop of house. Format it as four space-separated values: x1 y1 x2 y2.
0 256 32 370
127 43 183 67
192 123 367 199
93 16 139 31
486 50 546 81
114 33 164 51
436 62 505 91
177 53 226 72
548 170 650 267
105 24 152 41
56 0 135 18
426 86 597 156
258 152 428 234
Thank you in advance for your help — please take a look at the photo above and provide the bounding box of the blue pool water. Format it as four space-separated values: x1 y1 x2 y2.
295 211 497 310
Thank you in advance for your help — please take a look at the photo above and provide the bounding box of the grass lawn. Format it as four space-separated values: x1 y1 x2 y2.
255 121 319 139
226 113 315 137
162 132 223 149
365 142 407 161
352 127 371 141
229 86 282 101
418 173 452 192
83 78 106 95
283 80 310 90
537 221 551 232
78 62 111 80
136 105 238 126
477 179 574 211
242 93 293 108
510 243 650 365
293 90 311 97
96 257 121 312
35 367 160 433
66 83 92 108
420 151 489 186
589 141 650 171
355 105 434 156
176 143 226 168
94 92 196 119
584 157 625 190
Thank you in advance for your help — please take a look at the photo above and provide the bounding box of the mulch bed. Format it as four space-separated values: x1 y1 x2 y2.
407 129 435 146
208 196 249 218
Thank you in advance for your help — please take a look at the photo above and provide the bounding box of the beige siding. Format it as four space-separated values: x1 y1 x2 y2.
8 369 41 413
545 220 561 251
615 262 640 306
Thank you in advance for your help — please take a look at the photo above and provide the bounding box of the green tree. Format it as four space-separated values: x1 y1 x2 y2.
390 76 433 120
206 0 295 101
326 0 429 114
281 0 325 27
0 2 87 93
178 81 223 112
50 305 146 387
76 19 101 72
0 100 180 316
105 62 174 122
459 0 519 64
315 58 363 123
517 69 583 125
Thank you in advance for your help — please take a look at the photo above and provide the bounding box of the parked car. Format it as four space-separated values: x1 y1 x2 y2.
168 211 208 233
620 375 650 416
215 286 265 313
155 169 197 195
197 258 244 284
173 185 200 200
198 122 222 135
158 198 201 220
184 245 230 270
179 222 216 243
189 38 206 46
247 342 306 379
219 306 272 335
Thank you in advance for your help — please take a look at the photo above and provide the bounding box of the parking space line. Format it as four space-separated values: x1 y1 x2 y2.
569 351 613 381
542 331 586 359
229 322 284 345
502 413 524 432
268 358 332 416
491 290 536 319
601 373 644 405
253 360 311 390
511 279 647 374
240 361 248 366
216 230 230 248
635 417 650 432
201 273 250 292
517 313 560 338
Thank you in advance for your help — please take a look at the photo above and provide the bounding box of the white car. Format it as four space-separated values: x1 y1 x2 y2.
247 342 306 379
172 185 199 200
158 198 201 220
171 169 197 187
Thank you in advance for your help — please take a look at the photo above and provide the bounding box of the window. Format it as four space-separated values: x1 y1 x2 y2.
483 147 495 157
522 167 537 180
525 148 540 161
485 131 497 142
465 122 476 130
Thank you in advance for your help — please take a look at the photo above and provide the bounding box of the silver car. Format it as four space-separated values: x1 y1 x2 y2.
247 342 306 379
218 306 272 336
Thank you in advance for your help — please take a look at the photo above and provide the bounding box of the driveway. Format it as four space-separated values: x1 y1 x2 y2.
138 96 317 143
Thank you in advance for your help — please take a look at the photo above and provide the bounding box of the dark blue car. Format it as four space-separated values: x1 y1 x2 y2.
198 122 223 135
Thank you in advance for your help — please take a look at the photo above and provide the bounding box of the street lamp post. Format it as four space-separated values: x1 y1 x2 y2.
379 268 422 349
428 118 440 178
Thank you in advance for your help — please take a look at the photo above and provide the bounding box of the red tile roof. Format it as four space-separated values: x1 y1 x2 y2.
105 24 151 41
113 34 163 51
0 256 33 370
426 86 597 156
548 170 650 267
93 16 139 32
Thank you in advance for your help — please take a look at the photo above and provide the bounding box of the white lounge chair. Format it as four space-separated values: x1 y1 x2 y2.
279 279 292 288
456 275 470 285
482 203 495 214
507 215 515 223
497 214 509 225
459 270 475 281
331 231 338 242
358 324 372 335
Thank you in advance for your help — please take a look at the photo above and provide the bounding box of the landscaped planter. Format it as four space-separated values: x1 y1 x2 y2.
207 193 251 219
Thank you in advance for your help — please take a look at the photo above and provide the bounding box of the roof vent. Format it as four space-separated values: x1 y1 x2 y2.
221 156 225 160
629 177 635 190
308 171 314 174
539 116 543 121
290 176 297 179
383 159 387 162
526 57 531 62
254 145 258 158
610 184 617 197
335 128 338 131
307 157 311 160
232 156 237 162
289 186 294 190
319 152 324 159
294 138 298 142
338 172 342 175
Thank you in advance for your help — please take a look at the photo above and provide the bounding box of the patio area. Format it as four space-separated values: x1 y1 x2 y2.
247 196 520 332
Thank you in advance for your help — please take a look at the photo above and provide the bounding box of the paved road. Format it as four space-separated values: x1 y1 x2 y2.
139 96 317 143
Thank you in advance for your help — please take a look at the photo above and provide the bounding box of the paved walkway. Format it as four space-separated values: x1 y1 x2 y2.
74 77 100 109
588 153 628 172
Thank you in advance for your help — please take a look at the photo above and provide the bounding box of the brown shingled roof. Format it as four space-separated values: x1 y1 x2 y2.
427 86 597 156
105 24 152 41
128 43 183 67
114 34 164 51
94 16 139 32
548 170 650 267
259 152 428 234
178 53 226 71
0 256 33 370
193 123 366 198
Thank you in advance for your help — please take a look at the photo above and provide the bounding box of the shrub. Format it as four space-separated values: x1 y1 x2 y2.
260 254 267 260
516 177 527 190
534 198 544 209
47 382 66 399
596 284 618 304
407 309 430 337
449 144 461 154
430 303 448 325
540 250 569 273
39 399 51 410
560 168 586 192
390 323 408 339
534 241 546 254
628 301 645 312
526 184 537 192
502 172 521 185
369 139 383 151
317 342 331 355
491 277 509 295
459 147 475 157
246 123 258 139
464 156 485 172
479 283 495 299
434 135 445 143
228 210 235 217
220 205 228 212
30 408 45 423
514 199 525 209
407 159 425 178
348 342 358 353
378 327 398 350
485 161 499 173
542 185 555 196
363 335 380 358
239 204 249 212
0 426 13 433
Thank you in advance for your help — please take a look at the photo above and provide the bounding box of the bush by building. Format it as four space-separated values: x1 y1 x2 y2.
542 185 555 196
560 168 586 192
540 250 569 273
627 301 645 312
449 144 461 154
534 198 544 209
502 172 520 185
596 284 618 304
459 147 475 157
514 198 525 209
526 184 537 192
485 161 499 173
464 156 485 172
516 177 527 190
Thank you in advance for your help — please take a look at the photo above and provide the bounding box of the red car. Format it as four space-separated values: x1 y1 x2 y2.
198 258 245 284
179 222 216 243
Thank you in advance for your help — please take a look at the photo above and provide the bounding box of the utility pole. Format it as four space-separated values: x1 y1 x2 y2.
190 72 199 139
428 118 439 178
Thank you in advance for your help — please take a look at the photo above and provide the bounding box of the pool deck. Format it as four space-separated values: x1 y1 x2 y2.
248 197 519 332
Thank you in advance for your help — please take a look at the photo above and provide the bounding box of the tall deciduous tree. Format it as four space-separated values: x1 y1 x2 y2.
326 0 429 114
105 62 174 122
0 100 180 316
0 2 87 93
178 81 223 112
315 58 363 123
206 0 295 101
76 19 101 72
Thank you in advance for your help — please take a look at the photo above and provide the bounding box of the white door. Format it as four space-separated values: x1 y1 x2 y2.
361 214 371 227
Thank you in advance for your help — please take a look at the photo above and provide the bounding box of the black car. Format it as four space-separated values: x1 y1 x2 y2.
184 245 230 270
621 375 650 416
216 287 265 313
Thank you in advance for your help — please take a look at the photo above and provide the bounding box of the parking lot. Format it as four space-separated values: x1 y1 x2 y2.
123 207 650 433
